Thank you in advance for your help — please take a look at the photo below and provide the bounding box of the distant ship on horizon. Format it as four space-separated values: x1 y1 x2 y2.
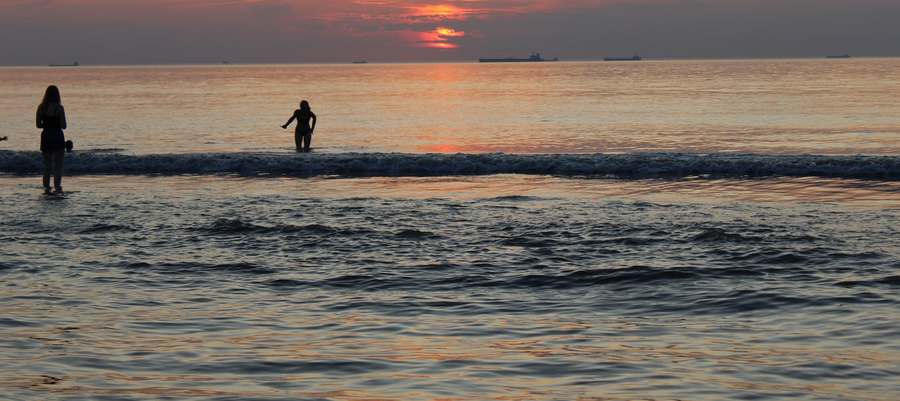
352 60 368 64
479 53 558 63
604 55 642 61
49 61 79 67
826 54 851 59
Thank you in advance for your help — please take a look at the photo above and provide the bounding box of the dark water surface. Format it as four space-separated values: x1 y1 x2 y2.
1 175 898 400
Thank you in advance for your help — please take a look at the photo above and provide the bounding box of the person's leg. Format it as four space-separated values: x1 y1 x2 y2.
294 131 302 152
52 151 64 191
303 133 312 152
42 152 52 193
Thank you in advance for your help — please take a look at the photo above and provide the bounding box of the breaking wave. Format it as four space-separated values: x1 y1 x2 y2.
1 151 898 179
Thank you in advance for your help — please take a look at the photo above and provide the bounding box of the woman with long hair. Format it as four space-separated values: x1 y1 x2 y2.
281 100 317 153
36 85 67 194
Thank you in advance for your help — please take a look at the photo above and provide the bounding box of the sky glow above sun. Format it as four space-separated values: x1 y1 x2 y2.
0 0 579 52
408 4 471 19
340 1 541 49
1 0 899 63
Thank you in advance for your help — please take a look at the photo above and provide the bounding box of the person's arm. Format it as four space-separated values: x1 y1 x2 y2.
310 112 317 134
36 107 43 129
281 111 297 129
60 106 67 130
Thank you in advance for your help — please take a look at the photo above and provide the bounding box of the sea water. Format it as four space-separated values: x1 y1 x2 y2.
1 60 899 401
1 59 899 155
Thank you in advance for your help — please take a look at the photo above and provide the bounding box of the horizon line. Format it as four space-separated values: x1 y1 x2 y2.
2 55 898 68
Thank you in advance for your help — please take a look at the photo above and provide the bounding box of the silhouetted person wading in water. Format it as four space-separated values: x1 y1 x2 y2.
282 100 317 152
36 85 67 194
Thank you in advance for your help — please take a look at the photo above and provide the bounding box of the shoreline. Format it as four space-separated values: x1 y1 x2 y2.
2 174 899 208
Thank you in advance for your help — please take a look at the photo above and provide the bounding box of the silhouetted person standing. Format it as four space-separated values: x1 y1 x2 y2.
282 100 317 153
36 85 67 194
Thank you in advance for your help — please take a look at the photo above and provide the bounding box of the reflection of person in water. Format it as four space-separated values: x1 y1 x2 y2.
36 85 67 194
281 100 317 153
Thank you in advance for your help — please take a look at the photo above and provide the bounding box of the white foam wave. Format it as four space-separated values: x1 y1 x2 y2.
1 151 898 180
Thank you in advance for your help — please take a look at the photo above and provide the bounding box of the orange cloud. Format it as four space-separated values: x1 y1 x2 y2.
408 4 471 18
0 0 613 55
330 1 593 48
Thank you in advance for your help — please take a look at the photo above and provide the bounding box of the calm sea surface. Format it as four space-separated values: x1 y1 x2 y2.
1 59 899 154
1 60 899 401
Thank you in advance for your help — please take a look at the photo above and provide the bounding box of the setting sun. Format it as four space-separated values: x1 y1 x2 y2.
434 27 464 37
426 42 458 49
418 26 465 49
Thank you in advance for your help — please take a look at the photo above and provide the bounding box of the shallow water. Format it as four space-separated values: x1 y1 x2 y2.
2 59 900 155
1 175 898 400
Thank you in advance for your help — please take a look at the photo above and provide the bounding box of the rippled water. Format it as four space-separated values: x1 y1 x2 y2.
2 59 899 400
1 175 899 400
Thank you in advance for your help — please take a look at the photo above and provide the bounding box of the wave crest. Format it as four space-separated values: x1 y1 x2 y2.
1 151 898 179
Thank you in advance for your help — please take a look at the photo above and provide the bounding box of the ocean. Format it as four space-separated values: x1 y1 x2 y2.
1 59 899 401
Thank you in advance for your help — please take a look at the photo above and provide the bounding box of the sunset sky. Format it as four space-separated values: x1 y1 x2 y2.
1 0 899 64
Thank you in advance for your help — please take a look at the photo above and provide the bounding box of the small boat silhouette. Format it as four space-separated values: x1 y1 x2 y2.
49 61 79 67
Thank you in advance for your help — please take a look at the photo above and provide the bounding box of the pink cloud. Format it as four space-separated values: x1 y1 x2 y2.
0 1 629 55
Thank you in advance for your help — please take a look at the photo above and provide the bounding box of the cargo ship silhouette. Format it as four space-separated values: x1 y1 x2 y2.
604 55 642 61
479 53 558 63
